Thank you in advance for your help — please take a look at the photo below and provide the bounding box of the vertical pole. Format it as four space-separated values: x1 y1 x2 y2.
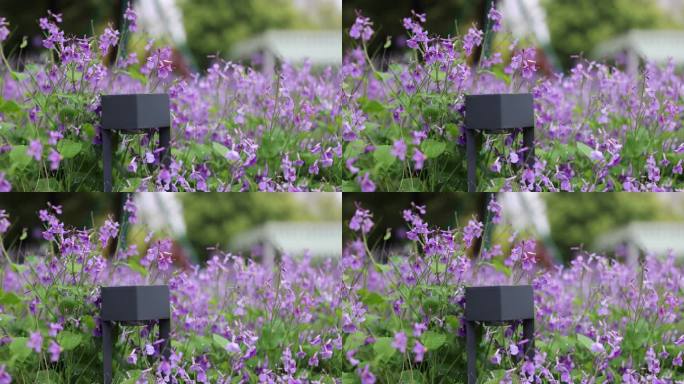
466 321 477 384
102 321 113 384
103 129 113 192
523 318 535 360
159 319 171 359
466 129 477 192
159 127 171 169
522 126 535 168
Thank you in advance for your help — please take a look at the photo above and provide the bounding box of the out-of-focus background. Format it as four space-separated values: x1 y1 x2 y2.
0 0 342 71
343 0 684 72
0 193 342 265
343 193 684 265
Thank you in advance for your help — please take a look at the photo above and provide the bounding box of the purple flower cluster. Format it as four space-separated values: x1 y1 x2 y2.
343 10 684 191
0 203 344 382
0 10 342 191
342 202 684 382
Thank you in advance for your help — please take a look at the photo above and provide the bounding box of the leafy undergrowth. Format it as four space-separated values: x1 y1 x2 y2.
0 12 341 191
342 10 684 191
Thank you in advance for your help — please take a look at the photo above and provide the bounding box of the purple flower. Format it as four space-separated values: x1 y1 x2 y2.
124 196 137 224
145 343 155 356
491 157 501 173
509 151 519 164
462 27 483 56
0 173 11 192
647 155 660 182
145 151 155 164
98 26 119 55
281 347 296 375
509 343 519 356
346 349 360 366
142 47 173 79
487 198 502 224
358 172 376 192
491 349 501 365
590 340 605 354
0 18 9 42
413 341 426 362
99 216 119 247
590 149 605 162
392 331 407 353
128 157 138 173
0 365 10 384
349 205 374 234
27 331 43 353
124 4 137 32
127 348 138 364
487 7 503 32
413 149 426 170
27 140 43 161
48 149 62 170
48 322 63 337
358 364 376 384
462 219 483 248
391 139 407 161
48 340 62 362
350 14 374 42
0 210 10 234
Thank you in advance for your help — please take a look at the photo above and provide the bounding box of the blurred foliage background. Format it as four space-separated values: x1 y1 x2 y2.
543 0 677 70
0 0 341 70
342 0 683 71
343 193 684 264
0 193 341 263
180 0 341 69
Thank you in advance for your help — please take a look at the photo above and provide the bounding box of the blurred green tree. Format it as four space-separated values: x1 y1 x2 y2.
543 0 677 69
543 193 675 263
179 0 309 69
180 193 340 261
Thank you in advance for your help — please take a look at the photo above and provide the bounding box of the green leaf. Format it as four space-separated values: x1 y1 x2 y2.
0 99 21 115
576 142 593 159
9 145 32 169
82 123 96 140
360 98 386 115
212 142 229 158
57 331 82 351
0 290 21 306
420 331 447 350
372 145 395 169
9 337 31 362
212 333 229 349
56 140 82 159
341 372 359 384
358 289 386 307
126 259 149 277
577 334 594 352
399 178 423 192
420 140 447 158
343 332 366 352
372 337 396 362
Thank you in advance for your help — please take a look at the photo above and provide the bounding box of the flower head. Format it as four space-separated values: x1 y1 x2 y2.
350 13 374 42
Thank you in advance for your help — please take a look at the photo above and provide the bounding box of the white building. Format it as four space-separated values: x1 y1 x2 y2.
231 30 342 74
232 221 342 265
